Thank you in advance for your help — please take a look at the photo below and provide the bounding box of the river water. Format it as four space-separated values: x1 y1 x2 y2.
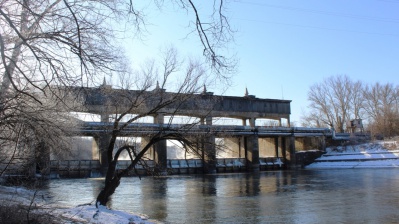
43 169 399 223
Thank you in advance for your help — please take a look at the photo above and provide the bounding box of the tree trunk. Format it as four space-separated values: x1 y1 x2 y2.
96 160 120 206
96 174 121 206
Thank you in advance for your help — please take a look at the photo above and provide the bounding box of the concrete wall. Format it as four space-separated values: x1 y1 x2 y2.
223 137 244 158
295 137 324 151
259 138 276 157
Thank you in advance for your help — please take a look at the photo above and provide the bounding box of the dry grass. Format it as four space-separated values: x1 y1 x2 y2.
0 204 68 224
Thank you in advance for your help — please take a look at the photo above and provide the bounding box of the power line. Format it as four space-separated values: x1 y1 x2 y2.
234 0 399 23
377 0 399 3
233 17 399 37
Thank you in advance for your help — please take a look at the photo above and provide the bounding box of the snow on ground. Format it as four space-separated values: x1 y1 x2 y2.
305 140 399 169
0 184 156 224
58 204 155 224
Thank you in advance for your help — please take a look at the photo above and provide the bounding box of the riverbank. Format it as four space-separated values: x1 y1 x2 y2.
305 140 399 169
0 184 156 223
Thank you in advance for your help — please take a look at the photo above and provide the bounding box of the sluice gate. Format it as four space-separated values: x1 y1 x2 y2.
49 157 285 178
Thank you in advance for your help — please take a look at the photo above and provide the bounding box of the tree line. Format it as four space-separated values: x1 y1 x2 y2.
301 74 399 138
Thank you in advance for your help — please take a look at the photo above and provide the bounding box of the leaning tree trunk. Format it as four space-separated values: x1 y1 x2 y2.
95 134 183 206
96 144 148 206
96 160 121 206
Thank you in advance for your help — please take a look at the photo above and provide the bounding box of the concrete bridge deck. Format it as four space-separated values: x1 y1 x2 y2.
79 122 337 138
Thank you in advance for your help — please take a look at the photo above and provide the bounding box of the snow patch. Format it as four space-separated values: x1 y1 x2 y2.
306 141 399 169
58 204 155 224
0 185 157 223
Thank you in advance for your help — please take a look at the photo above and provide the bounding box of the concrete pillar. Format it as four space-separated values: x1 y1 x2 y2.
281 137 287 165
288 135 296 168
98 114 111 173
96 133 111 173
319 136 326 151
242 119 247 126
239 136 245 158
141 137 154 160
203 116 216 173
203 135 216 173
249 117 256 127
92 137 99 160
274 137 279 157
205 116 212 125
154 140 167 173
245 134 260 172
154 114 167 173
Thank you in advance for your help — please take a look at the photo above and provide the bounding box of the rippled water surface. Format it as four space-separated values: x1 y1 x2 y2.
43 169 399 223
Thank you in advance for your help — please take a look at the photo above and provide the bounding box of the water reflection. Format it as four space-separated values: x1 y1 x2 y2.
44 178 103 207
143 177 168 220
202 175 217 196
42 169 399 223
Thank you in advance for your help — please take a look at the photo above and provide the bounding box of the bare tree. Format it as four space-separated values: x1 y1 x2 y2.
351 80 365 120
90 48 224 206
1 0 233 98
304 75 360 132
0 87 79 176
300 110 325 128
303 75 399 138
0 0 234 176
363 82 399 138
0 0 131 175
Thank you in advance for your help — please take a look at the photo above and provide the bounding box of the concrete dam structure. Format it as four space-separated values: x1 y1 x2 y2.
49 84 336 177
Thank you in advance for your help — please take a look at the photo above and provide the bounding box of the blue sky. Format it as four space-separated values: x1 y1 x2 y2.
122 0 399 125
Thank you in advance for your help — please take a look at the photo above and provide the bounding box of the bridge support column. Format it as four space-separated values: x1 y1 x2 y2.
281 137 287 166
154 114 167 174
287 135 297 168
95 133 111 174
249 117 256 127
92 137 99 160
95 114 112 174
319 136 326 151
203 136 216 173
274 137 279 158
202 116 216 173
242 117 256 127
141 137 154 160
245 134 260 172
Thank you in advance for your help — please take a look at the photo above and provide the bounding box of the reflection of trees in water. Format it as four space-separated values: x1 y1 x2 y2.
273 171 299 193
141 178 168 220
202 175 217 196
198 176 217 222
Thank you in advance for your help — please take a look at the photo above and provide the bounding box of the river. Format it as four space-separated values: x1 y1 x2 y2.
42 169 399 223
